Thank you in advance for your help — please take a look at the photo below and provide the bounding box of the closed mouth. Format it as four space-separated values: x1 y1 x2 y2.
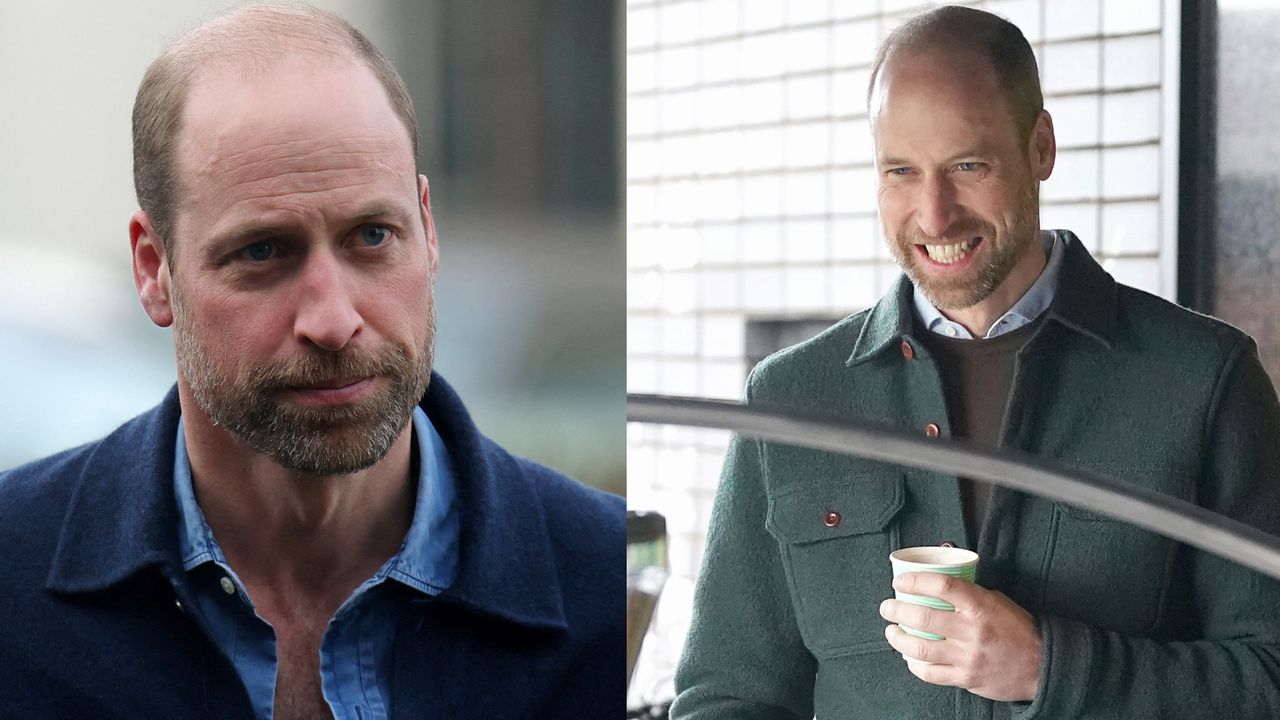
290 377 369 391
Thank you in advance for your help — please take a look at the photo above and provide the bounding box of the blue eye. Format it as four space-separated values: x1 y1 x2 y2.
887 167 911 176
241 241 275 262
359 225 392 247
957 162 981 172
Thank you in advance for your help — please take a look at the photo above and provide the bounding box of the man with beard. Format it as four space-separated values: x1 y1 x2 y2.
0 5 622 719
671 6 1280 720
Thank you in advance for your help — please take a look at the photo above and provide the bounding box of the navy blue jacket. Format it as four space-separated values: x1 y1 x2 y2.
0 374 625 719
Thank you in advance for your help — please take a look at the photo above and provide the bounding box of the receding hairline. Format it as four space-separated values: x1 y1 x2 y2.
868 45 999 110
866 5 1043 137
160 2 418 148
132 1 420 263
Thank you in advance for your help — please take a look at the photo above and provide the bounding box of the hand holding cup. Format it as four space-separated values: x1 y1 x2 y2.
887 546 979 647
879 546 1043 702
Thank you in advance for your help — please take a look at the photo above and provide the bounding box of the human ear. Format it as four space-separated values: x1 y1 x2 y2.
419 174 440 280
1029 110 1056 182
129 210 174 328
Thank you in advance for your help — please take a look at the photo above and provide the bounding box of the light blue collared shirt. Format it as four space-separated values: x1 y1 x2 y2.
172 406 459 720
913 230 1065 340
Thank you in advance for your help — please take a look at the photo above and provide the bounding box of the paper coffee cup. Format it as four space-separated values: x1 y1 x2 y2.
888 546 979 663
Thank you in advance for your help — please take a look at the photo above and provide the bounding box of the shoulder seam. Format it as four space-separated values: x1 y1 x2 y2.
1201 334 1252 466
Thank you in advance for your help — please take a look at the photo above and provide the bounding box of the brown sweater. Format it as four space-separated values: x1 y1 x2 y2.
916 317 1042 547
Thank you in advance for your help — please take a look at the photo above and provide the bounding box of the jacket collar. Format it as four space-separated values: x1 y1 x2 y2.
1040 230 1117 349
846 229 1116 366
847 271 916 366
46 386 186 592
419 375 567 631
45 373 568 632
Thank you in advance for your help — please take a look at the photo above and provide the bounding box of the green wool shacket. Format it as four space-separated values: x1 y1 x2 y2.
670 231 1280 719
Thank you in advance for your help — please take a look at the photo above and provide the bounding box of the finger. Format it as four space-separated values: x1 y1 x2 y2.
904 655 972 689
883 623 961 666
878 599 966 640
892 572 982 610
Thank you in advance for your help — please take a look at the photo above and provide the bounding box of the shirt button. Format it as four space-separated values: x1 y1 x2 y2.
900 340 914 360
925 423 940 438
220 576 237 595
823 511 842 528
944 326 958 337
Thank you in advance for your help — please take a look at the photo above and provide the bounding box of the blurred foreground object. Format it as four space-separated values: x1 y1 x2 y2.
628 511 669 687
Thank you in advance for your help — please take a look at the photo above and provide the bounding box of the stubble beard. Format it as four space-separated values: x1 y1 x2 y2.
172 289 435 476
888 184 1041 311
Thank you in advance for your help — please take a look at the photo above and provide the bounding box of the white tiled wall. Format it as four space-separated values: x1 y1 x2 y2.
626 0 1178 706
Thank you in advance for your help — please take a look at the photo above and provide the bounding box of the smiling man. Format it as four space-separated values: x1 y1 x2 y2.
0 5 622 719
671 5 1280 720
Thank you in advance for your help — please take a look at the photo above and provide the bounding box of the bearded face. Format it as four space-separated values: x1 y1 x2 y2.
871 48 1054 319
173 286 434 476
158 58 440 477
887 182 1041 311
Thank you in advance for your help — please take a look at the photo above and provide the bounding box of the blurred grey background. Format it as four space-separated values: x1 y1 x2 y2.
0 0 624 495
1213 0 1280 383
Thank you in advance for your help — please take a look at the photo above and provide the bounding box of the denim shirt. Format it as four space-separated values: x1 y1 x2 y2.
172 407 459 720
913 229 1065 339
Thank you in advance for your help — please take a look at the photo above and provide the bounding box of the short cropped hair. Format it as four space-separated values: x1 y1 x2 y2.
132 3 418 262
868 5 1043 142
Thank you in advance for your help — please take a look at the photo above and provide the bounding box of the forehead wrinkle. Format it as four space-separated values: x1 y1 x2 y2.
194 144 403 194
203 135 388 173
207 173 415 242
217 175 404 223
187 114 407 171
184 129 408 212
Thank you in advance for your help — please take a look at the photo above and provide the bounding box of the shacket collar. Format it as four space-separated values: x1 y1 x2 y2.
846 270 916 366
846 229 1116 366
45 373 568 632
1040 229 1118 349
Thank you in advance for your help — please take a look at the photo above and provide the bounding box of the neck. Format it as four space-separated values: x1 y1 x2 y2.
178 383 416 605
941 233 1047 337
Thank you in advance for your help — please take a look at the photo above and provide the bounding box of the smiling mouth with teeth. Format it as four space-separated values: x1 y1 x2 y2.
921 237 982 264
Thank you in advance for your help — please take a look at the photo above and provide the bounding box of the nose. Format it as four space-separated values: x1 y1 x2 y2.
914 175 958 239
292 249 364 352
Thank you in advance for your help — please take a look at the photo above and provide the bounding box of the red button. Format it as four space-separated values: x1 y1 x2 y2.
823 511 842 527
925 423 940 438
900 341 914 360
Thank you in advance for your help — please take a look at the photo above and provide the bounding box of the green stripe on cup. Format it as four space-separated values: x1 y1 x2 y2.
896 591 955 611
895 591 954 641
918 566 976 579
899 624 945 641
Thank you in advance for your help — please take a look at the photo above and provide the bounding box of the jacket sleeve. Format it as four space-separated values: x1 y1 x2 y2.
1015 336 1280 719
669 432 817 720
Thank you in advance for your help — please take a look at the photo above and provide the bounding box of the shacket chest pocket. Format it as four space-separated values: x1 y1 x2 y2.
1037 459 1183 635
765 474 905 659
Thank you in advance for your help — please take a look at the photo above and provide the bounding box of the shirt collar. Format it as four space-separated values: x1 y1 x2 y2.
848 229 1115 365
172 406 459 596
46 374 569 633
912 230 1063 340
